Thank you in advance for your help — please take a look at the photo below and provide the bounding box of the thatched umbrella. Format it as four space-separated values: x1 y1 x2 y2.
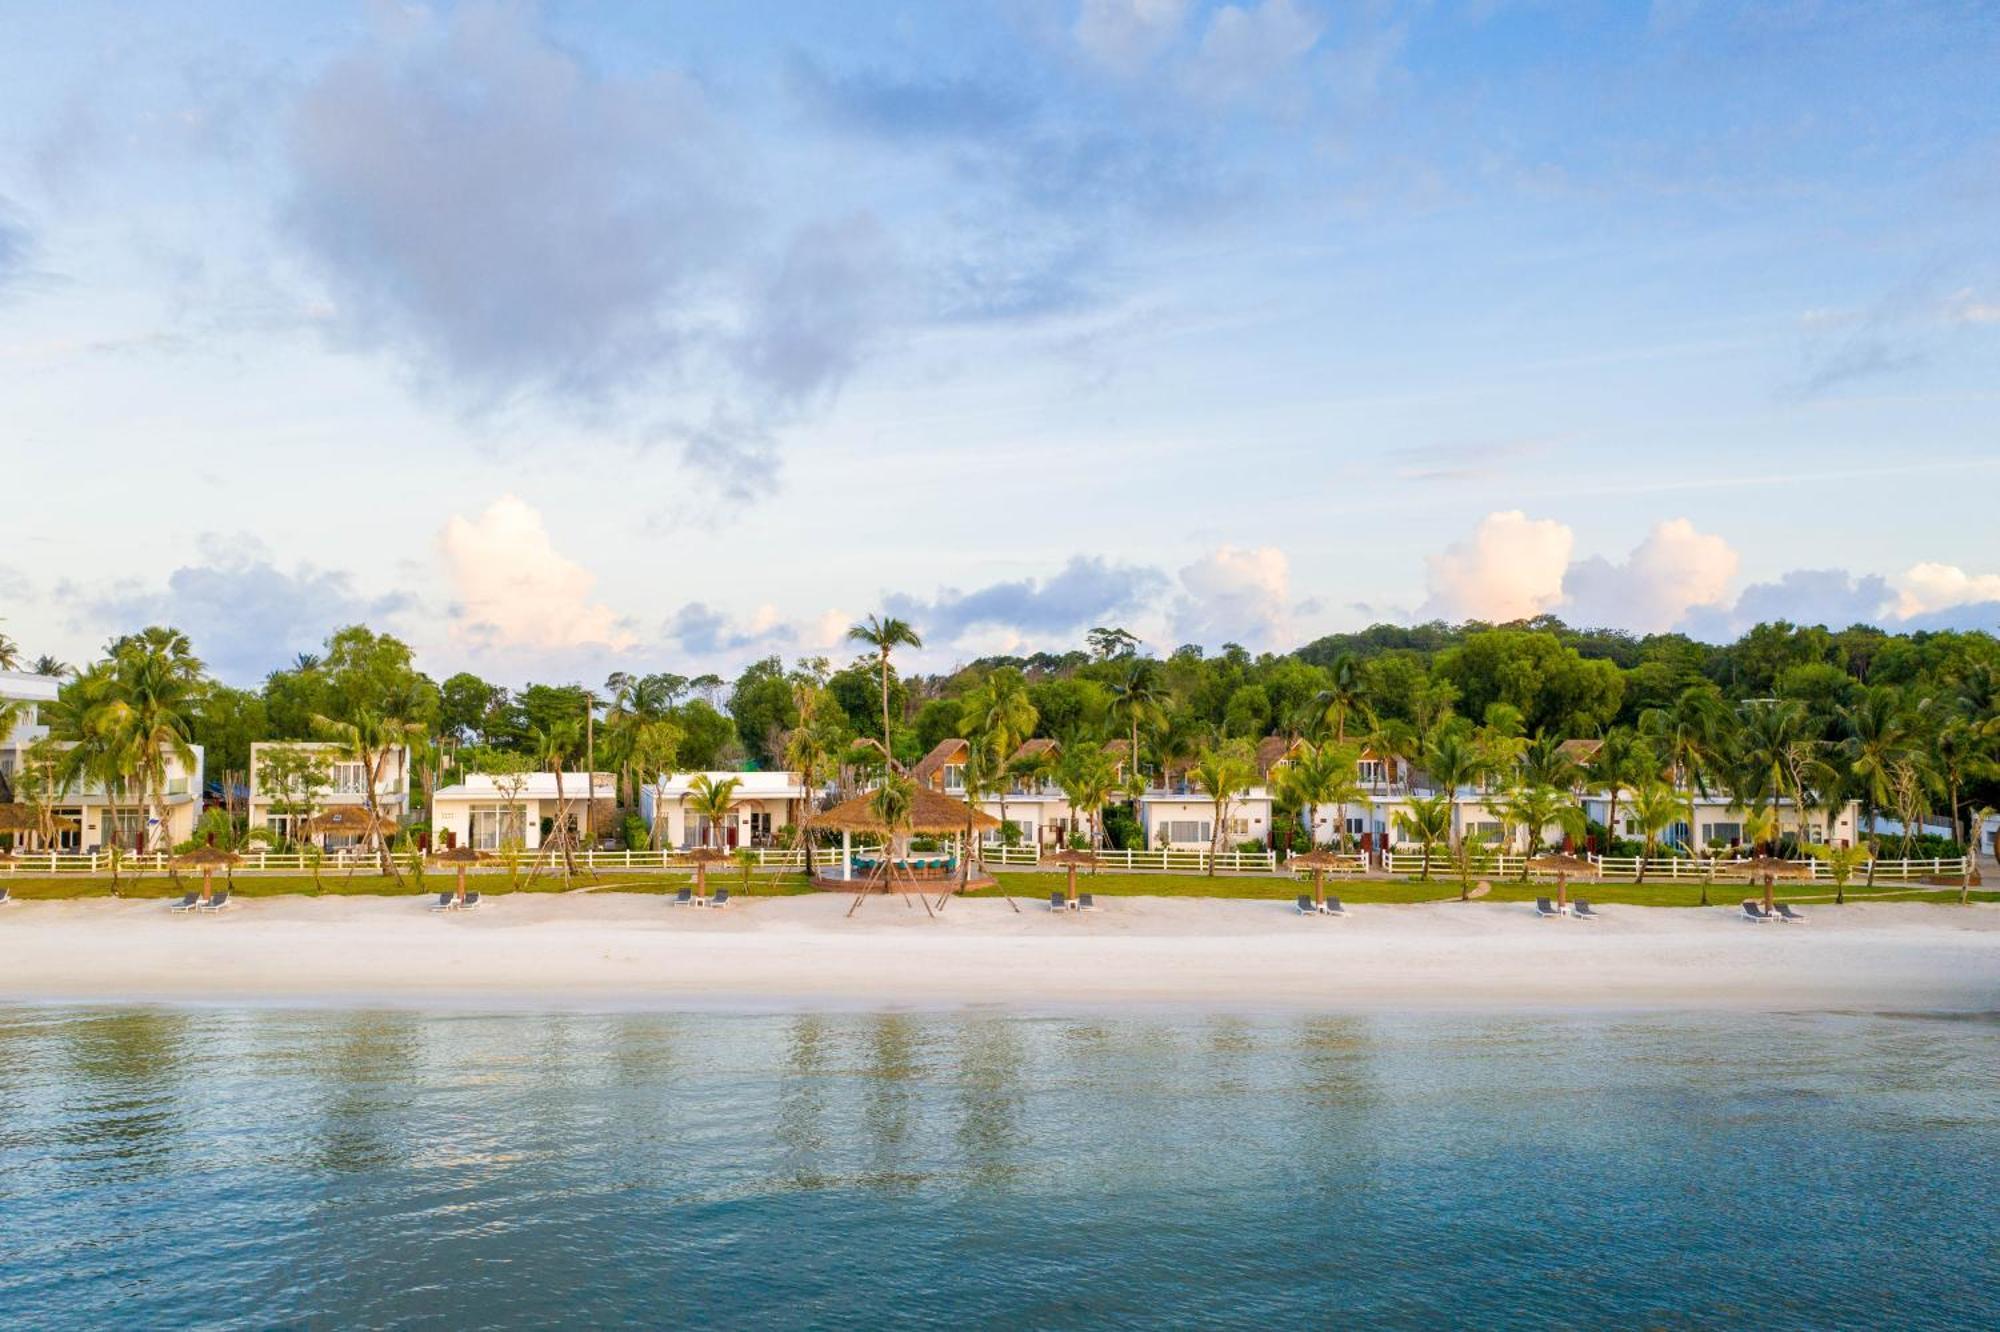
1046 849 1098 905
172 845 241 902
1527 852 1597 913
0 806 77 847
430 845 491 904
1289 849 1349 910
306 806 398 842
1741 854 1811 912
686 846 728 898
808 787 999 911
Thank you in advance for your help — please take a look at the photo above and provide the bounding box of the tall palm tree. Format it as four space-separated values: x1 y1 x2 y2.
847 614 922 752
1054 742 1118 853
1279 741 1369 854
1189 742 1257 876
1393 793 1452 882
1421 728 1487 858
1638 686 1728 795
962 668 1038 842
1731 699 1830 854
530 719 585 877
0 629 18 671
1584 729 1648 854
1499 784 1587 875
1838 685 1908 885
1309 652 1369 744
1107 659 1167 796
687 773 743 853
315 710 426 880
1626 781 1693 883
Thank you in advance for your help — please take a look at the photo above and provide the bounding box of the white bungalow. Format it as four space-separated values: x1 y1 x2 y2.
244 740 411 846
910 739 1079 847
431 771 614 852
641 770 812 850
1 669 205 852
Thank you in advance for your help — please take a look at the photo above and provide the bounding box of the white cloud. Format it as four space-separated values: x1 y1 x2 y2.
1421 511 1573 622
1943 288 2000 326
1564 518 1739 633
438 496 635 652
1173 545 1291 649
1074 0 1190 72
1189 0 1323 101
1895 561 2000 617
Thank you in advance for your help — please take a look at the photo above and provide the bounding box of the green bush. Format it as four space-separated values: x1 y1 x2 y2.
622 814 650 850
1101 804 1144 851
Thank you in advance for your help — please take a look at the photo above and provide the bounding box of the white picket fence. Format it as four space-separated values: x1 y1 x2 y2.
968 845 1278 873
1378 850 1970 883
0 846 881 877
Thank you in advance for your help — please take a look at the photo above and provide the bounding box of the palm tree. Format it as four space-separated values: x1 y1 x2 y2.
1806 839 1870 906
29 654 68 678
1639 687 1728 796
1626 781 1693 883
1584 729 1648 855
530 719 585 877
1279 741 1370 855
1732 699 1830 854
1309 652 1369 743
1054 743 1118 854
315 710 425 880
1420 728 1487 860
781 686 842 875
1838 685 1908 885
847 614 922 752
1499 784 1587 877
1189 742 1256 875
1107 659 1167 796
1393 793 1452 881
962 668 1038 843
687 773 743 854
0 629 17 671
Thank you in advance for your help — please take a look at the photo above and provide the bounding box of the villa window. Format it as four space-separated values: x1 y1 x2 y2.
330 762 368 795
1467 820 1502 844
1358 759 1385 785
103 809 145 849
942 763 965 792
1704 822 1741 846
1165 820 1212 844
469 804 526 851
748 811 773 842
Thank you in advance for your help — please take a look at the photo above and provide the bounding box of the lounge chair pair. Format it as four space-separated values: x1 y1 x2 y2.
1742 901 1805 923
1048 892 1095 912
1295 895 1345 916
670 887 730 908
1536 898 1601 919
170 890 232 913
431 891 481 911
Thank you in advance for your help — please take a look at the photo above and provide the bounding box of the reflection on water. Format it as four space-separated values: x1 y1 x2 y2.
0 1006 1995 1329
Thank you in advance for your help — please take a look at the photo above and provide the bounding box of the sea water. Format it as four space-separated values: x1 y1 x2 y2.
0 1006 1993 1329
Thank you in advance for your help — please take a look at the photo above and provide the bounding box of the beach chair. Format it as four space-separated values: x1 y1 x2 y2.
1535 897 1563 918
1049 891 1067 911
1774 902 1806 923
0 884 11 905
670 887 693 906
1297 894 1318 915
1572 899 1600 920
432 891 456 911
1741 900 1774 923
709 888 731 909
460 891 481 910
169 890 202 912
1322 896 1346 916
1077 893 1096 911
199 889 232 912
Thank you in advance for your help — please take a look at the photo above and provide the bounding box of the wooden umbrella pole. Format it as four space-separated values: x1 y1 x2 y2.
1314 867 1325 909
1557 872 1568 913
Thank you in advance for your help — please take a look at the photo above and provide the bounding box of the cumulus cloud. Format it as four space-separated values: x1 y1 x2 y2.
1895 562 2000 617
1565 519 1738 633
1420 511 1573 622
662 602 794 657
438 496 635 652
73 537 410 684
887 555 1167 644
1678 569 1896 640
1074 0 1191 73
1173 545 1292 649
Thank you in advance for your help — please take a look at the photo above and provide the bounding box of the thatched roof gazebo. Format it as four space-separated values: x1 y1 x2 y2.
1045 848 1098 905
808 787 999 915
1289 849 1358 909
1740 854 1813 912
172 845 242 902
306 806 398 839
1527 852 1598 912
0 805 76 847
429 845 491 902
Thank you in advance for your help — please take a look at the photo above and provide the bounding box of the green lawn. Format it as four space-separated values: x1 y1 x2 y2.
0 868 821 901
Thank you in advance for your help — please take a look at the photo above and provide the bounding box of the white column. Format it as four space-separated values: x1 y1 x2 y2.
842 829 851 881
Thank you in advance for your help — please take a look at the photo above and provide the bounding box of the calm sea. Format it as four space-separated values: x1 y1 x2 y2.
0 1005 1993 1330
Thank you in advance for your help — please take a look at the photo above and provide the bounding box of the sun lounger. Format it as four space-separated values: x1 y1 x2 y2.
433 891 456 911
1774 902 1805 922
670 887 693 906
199 889 231 912
709 888 730 909
1077 893 1095 911
1322 896 1346 916
1049 891 1067 911
1535 897 1563 918
169 891 202 912
1572 899 1600 919
1297 894 1318 915
1742 900 1774 922
0 885 10 905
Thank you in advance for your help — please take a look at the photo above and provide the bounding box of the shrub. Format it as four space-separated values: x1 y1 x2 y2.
622 814 649 851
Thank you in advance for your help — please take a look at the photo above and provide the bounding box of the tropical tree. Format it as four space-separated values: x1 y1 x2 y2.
1838 686 1909 884
1806 840 1870 906
1308 652 1369 744
530 719 586 877
847 614 923 750
1498 784 1587 876
686 773 743 853
1584 729 1649 855
1731 699 1831 853
1625 781 1693 882
1638 686 1728 796
314 710 425 880
1189 741 1257 875
1279 741 1370 855
1393 793 1452 881
1053 742 1118 853
1420 728 1488 860
961 665 1039 836
1107 659 1167 797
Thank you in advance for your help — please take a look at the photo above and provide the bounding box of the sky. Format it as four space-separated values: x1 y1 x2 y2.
1 0 1997 686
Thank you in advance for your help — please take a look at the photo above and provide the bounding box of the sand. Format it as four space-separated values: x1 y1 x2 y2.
2 891 1996 1013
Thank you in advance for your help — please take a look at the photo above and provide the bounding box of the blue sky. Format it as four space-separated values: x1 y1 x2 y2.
2 0 1997 683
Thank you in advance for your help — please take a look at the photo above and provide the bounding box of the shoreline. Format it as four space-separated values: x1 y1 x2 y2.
3 894 1996 1015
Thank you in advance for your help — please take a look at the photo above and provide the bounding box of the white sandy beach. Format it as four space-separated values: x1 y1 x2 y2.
4 892 1997 1012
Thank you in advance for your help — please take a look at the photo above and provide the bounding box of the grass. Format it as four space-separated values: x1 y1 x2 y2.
5 868 1987 907
0 868 821 901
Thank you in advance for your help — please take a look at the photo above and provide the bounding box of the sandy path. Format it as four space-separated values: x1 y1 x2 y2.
2 893 1995 1013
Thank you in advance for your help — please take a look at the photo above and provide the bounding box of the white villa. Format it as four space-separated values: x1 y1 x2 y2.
431 771 615 852
911 738 1079 847
245 740 411 846
641 770 813 849
0 669 205 852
